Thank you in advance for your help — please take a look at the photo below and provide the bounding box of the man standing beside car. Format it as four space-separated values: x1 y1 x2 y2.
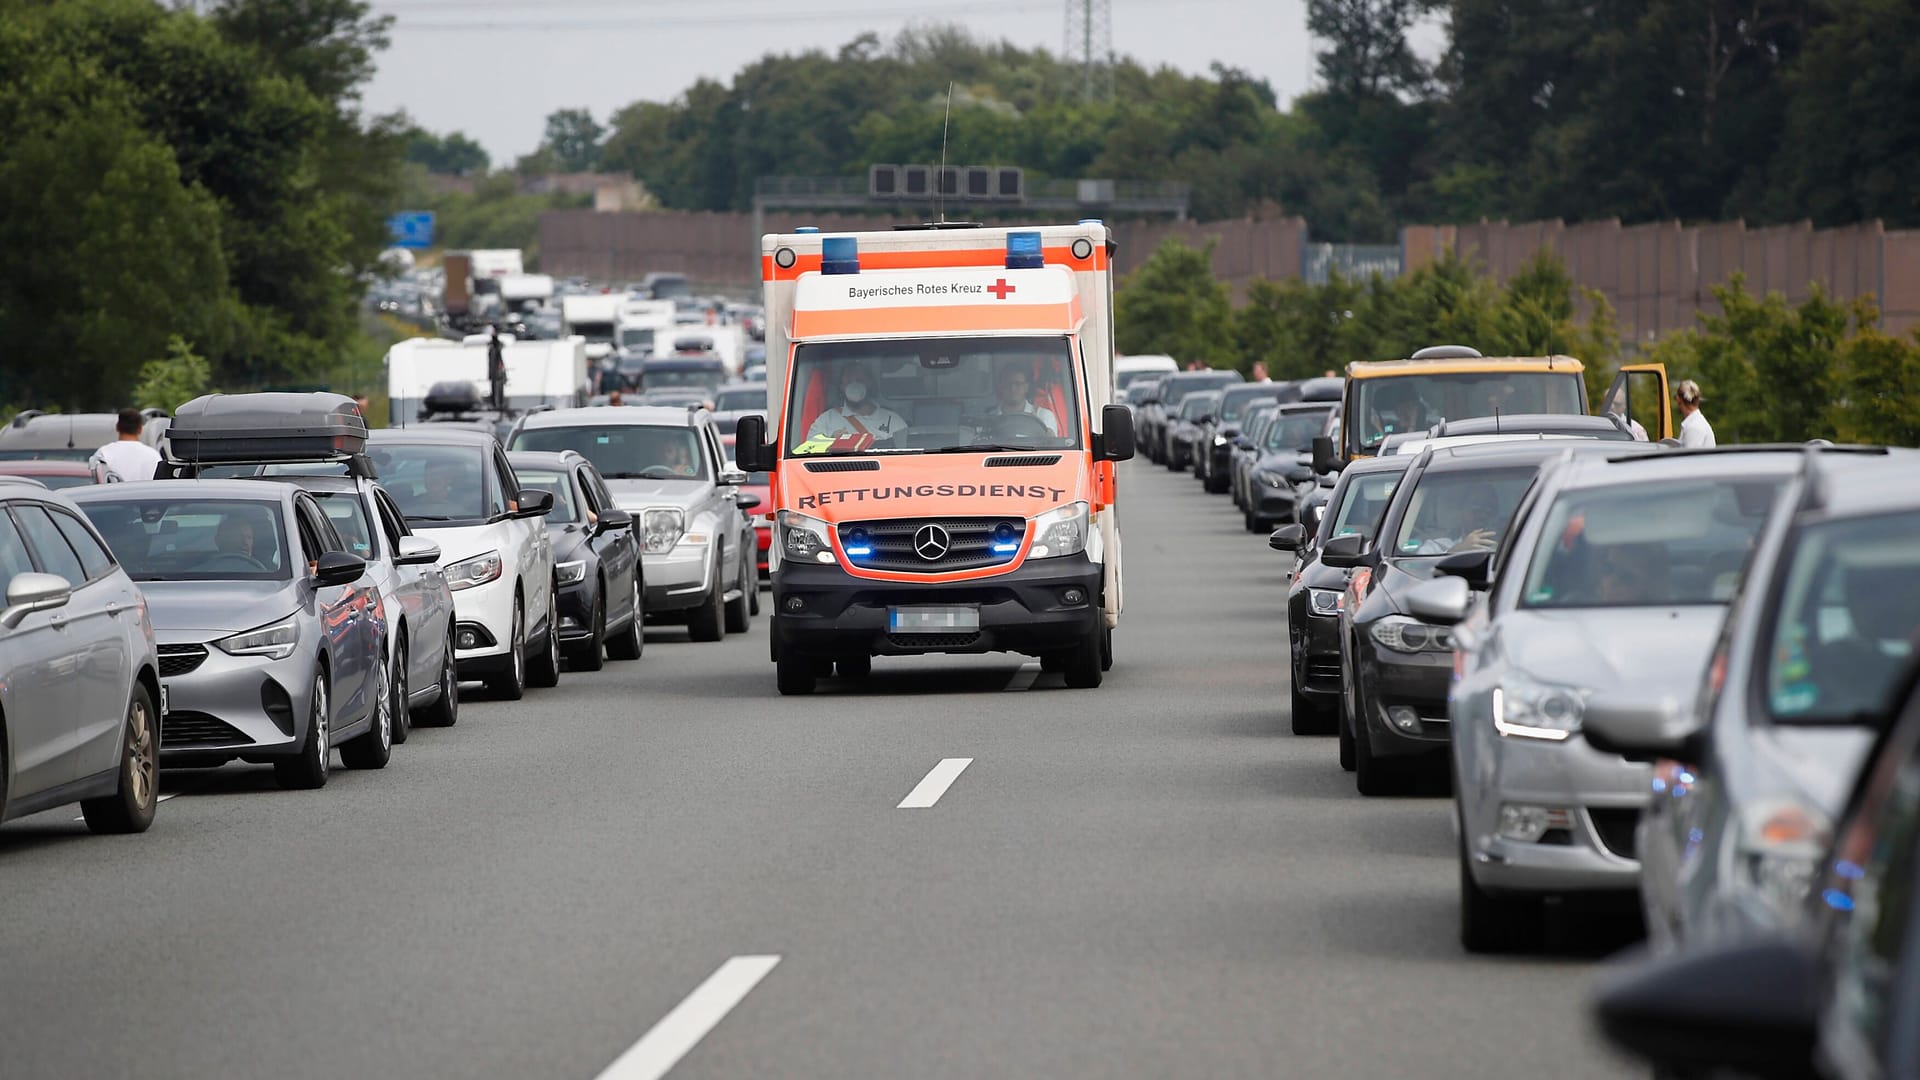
89 408 161 484
1676 380 1716 447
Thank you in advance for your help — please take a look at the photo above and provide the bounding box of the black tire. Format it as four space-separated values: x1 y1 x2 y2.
1100 625 1113 672
415 628 460 727
389 636 412 746
527 591 562 688
1063 627 1104 688
1459 829 1544 953
1205 470 1228 495
1039 652 1067 672
1338 696 1357 772
607 572 644 661
724 553 751 634
835 654 871 680
1354 719 1412 796
275 670 331 790
776 652 816 695
81 682 158 834
485 599 527 700
688 559 725 642
340 653 393 770
1290 676 1333 736
571 586 606 671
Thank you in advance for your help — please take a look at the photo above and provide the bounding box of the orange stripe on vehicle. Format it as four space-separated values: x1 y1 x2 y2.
764 245 1105 282
792 301 1081 338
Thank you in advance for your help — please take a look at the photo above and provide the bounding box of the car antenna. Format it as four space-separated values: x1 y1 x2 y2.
936 80 954 225
66 413 75 449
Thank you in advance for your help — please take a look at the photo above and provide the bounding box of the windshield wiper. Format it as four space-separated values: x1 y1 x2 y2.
598 472 652 479
405 514 461 522
930 443 1040 454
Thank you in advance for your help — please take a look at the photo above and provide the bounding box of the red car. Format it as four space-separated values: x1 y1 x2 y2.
0 460 98 489
741 478 771 583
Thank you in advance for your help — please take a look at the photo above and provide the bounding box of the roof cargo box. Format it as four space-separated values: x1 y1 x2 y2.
168 392 367 465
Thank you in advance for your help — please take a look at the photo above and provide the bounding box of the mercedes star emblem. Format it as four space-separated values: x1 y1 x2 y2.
913 523 951 561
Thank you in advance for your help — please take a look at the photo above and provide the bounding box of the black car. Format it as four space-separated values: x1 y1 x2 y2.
1147 370 1242 466
1244 403 1338 532
506 450 644 669
1166 390 1222 473
1196 384 1282 493
1229 404 1281 514
1271 455 1411 735
1332 441 1657 794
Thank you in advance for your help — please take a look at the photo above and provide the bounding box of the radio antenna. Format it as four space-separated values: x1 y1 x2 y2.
937 81 954 223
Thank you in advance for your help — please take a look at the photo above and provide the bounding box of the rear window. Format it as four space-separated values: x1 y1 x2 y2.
77 498 291 582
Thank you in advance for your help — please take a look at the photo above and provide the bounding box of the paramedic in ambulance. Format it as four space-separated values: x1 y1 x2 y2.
807 363 907 442
985 364 1060 437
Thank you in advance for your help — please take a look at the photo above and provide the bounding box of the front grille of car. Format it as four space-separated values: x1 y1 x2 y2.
839 517 1025 573
157 644 209 678
888 632 982 649
1588 808 1640 859
161 711 250 750
1304 658 1344 691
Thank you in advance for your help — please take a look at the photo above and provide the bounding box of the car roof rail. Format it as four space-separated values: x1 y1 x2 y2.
9 409 46 428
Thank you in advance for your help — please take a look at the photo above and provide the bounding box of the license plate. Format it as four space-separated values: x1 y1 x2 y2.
159 683 170 716
888 606 980 633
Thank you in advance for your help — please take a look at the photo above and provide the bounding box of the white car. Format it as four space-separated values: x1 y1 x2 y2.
367 430 559 700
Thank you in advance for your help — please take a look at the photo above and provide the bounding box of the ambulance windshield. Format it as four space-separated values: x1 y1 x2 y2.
785 336 1081 456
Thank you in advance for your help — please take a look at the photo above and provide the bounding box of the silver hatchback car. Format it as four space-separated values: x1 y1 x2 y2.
0 480 162 833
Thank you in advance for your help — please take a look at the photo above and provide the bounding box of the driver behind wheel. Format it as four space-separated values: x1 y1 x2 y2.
985 364 1060 437
215 516 256 559
806 363 906 442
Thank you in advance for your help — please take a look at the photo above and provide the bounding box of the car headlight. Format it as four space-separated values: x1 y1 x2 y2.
1029 501 1089 559
642 508 688 553
555 559 587 586
1307 587 1343 617
1253 469 1287 489
444 550 503 592
777 509 835 564
1491 678 1586 741
1212 434 1228 446
215 614 300 661
1369 614 1452 653
1740 800 1829 918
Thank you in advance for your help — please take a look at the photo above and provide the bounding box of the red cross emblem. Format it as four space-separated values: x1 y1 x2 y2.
987 278 1016 300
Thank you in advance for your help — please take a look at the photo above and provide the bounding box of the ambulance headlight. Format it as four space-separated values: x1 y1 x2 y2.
1028 501 1089 559
778 510 836 564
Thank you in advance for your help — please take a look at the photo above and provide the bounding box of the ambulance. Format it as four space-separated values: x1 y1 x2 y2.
734 223 1136 695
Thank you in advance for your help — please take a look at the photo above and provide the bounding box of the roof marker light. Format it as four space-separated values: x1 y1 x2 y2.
795 226 820 234
1079 218 1104 225
1006 231 1044 270
821 236 860 275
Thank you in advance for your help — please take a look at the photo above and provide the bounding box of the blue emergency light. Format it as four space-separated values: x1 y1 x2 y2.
844 528 873 557
795 226 820 234
990 522 1021 555
1005 231 1044 270
1079 218 1104 225
821 236 860 275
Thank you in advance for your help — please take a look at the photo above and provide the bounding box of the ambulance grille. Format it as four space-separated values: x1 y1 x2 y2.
839 517 1025 573
803 460 880 473
984 455 1061 467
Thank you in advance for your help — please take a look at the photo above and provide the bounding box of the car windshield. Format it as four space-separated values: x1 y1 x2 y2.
367 443 491 523
1352 372 1585 453
1519 478 1782 609
1179 393 1218 422
1220 391 1276 424
619 327 655 351
1160 372 1239 405
641 367 725 392
1266 411 1331 452
1766 509 1920 725
1124 384 1156 405
1325 470 1402 542
514 469 580 523
77 498 291 582
1116 368 1167 390
308 491 377 559
0 448 96 462
714 388 764 412
572 320 615 345
511 425 708 481
1390 467 1536 561
785 335 1081 455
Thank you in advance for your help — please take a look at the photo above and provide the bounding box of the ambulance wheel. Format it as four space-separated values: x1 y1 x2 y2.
777 653 816 696
1063 629 1103 689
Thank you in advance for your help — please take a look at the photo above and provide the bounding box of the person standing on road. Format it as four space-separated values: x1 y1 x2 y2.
89 408 162 483
1250 361 1271 383
1675 380 1716 447
486 325 507 412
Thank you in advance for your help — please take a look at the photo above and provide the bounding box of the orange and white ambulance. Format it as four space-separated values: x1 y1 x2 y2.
734 223 1136 695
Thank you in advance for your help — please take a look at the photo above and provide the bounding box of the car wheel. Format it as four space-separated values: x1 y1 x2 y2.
571 586 606 671
1205 470 1227 494
1459 827 1543 953
835 654 871 680
275 670 330 790
485 599 527 700
340 653 393 770
1063 627 1104 689
1039 652 1067 673
81 682 159 834
416 631 459 727
776 652 816 695
1290 674 1333 736
688 557 725 642
607 574 643 661
748 558 761 616
1338 689 1357 772
1353 717 1412 796
527 590 562 688
390 635 412 745
724 553 751 634
1100 625 1113 672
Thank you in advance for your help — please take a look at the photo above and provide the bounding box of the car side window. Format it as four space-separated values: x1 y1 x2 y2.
0 507 36 599
585 469 616 512
13 503 90 587
485 451 510 519
372 490 407 551
574 468 601 515
49 507 114 582
291 501 325 565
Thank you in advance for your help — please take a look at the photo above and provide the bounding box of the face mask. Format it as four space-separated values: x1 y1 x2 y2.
845 383 869 403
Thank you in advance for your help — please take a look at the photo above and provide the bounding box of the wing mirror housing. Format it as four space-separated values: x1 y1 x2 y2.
1435 548 1494 590
719 468 749 486
735 492 763 512
513 489 556 518
1096 405 1136 462
597 508 633 533
1404 576 1471 625
1319 533 1367 569
1268 524 1304 552
313 551 367 587
734 414 774 472
1594 939 1817 1077
394 536 441 566
1581 694 1702 763
1311 435 1343 475
0 571 71 630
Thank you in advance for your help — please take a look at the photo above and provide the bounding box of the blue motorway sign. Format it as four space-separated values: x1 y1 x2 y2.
387 211 436 249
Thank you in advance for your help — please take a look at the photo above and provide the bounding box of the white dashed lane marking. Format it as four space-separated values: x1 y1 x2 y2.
594 955 781 1080
897 757 973 808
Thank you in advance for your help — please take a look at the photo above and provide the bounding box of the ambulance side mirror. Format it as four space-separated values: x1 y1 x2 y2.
1096 405 1136 462
735 414 773 472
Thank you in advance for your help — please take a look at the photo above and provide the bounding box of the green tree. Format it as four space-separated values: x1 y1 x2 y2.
1830 321 1920 447
541 108 604 172
1114 240 1234 367
405 126 490 175
1307 0 1437 99
134 337 219 413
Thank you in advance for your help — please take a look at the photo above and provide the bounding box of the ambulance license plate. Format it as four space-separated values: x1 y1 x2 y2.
888 606 980 633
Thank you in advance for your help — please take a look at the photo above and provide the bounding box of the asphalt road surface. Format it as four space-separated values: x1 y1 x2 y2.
0 460 1639 1078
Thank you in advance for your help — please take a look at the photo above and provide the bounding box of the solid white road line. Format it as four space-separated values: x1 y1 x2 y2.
595 955 781 1080
74 792 176 822
898 757 973 808
1004 662 1041 691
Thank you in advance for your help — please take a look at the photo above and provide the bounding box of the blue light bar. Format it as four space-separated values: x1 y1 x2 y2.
1006 231 1044 270
1078 218 1104 225
794 226 820 234
991 541 1020 554
845 545 873 557
821 236 860 275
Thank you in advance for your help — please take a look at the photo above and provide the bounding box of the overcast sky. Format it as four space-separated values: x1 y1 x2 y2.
363 0 1440 164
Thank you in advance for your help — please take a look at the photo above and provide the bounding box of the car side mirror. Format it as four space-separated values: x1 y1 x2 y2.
1097 405 1136 462
1581 695 1699 762
1435 548 1493 590
514 490 555 518
1320 534 1367 569
735 414 773 472
1594 939 1818 1077
394 536 441 566
313 551 367 587
0 571 71 630
1268 524 1304 552
1311 435 1342 475
1405 576 1471 625
735 492 762 512
719 469 749 487
597 508 633 533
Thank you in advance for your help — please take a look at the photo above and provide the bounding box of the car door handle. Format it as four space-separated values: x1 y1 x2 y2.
105 601 123 618
48 613 68 629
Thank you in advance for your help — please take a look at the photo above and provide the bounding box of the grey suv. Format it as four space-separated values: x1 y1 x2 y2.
510 406 756 642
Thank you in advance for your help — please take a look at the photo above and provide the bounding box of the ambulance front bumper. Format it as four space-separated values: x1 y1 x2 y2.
771 554 1103 659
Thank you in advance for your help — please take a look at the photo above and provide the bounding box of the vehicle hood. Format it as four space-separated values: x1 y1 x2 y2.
139 579 299 640
603 478 705 512
1498 607 1725 693
777 453 1088 524
408 520 515 566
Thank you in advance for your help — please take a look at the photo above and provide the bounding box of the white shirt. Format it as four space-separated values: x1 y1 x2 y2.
989 400 1061 437
91 439 161 483
808 404 907 441
1680 410 1716 448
